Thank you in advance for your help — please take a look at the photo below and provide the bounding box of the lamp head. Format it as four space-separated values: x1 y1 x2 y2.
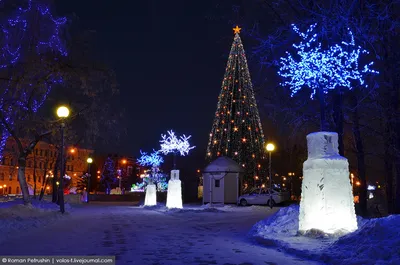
266 143 275 152
87 157 93 164
57 106 70 118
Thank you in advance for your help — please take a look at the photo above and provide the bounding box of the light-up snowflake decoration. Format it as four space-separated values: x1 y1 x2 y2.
159 130 195 156
278 23 378 99
137 150 164 167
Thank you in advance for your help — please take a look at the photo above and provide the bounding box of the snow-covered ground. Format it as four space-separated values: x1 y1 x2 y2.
0 202 320 265
0 198 72 245
250 205 400 265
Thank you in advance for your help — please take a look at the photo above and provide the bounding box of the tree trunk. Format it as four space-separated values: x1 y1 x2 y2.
394 162 400 214
52 154 60 203
38 161 49 201
39 172 49 201
33 153 37 199
351 93 367 216
334 89 344 156
56 152 67 205
384 149 394 213
318 86 329 131
385 63 400 213
17 156 31 205
39 178 46 201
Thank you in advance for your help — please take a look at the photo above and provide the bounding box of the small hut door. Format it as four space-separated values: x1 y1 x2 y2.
212 174 224 203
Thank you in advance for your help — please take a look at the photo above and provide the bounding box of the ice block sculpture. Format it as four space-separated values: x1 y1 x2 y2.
299 132 357 234
144 184 157 206
166 170 183 209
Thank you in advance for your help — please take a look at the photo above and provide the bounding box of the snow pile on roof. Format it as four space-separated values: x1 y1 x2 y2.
250 205 400 265
0 198 72 244
204 156 243 173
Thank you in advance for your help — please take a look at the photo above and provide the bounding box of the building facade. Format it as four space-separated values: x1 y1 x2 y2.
0 138 93 195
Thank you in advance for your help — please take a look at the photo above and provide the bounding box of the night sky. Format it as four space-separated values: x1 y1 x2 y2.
56 1 246 171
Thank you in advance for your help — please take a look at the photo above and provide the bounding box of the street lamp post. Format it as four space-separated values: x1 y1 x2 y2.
266 143 275 209
56 106 70 214
350 173 354 191
118 159 127 192
87 157 93 203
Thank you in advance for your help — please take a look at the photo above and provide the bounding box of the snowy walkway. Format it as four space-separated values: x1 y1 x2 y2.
0 204 320 265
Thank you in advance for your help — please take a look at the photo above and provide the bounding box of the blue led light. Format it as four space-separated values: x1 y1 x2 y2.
137 150 164 168
0 0 67 159
278 23 379 99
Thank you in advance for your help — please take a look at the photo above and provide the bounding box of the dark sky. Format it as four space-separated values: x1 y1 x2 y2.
56 1 240 172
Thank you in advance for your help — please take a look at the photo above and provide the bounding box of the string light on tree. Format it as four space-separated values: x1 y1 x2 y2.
206 26 266 185
159 130 195 169
137 150 164 168
279 23 378 99
278 23 378 130
0 0 67 159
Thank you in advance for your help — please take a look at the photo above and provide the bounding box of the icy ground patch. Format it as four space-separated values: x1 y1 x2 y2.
0 204 319 265
250 205 400 265
0 198 71 244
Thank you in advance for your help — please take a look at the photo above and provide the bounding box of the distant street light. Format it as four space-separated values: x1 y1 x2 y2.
288 172 295 198
56 105 70 214
266 143 275 208
87 157 93 203
56 106 69 118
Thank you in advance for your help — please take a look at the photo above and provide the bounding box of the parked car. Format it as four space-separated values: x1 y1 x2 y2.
238 188 290 206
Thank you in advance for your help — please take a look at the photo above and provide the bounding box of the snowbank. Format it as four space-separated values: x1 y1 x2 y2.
250 205 400 265
0 198 72 244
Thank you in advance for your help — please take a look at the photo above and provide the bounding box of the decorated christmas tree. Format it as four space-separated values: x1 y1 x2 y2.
100 156 117 194
206 26 266 186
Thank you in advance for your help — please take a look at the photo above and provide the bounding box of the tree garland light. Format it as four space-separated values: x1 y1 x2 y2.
0 0 67 159
278 23 378 99
137 150 164 167
206 27 266 185
159 130 195 156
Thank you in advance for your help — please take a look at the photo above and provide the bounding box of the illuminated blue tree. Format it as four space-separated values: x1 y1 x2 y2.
278 23 378 130
137 150 164 168
138 150 166 189
159 130 195 169
100 156 117 194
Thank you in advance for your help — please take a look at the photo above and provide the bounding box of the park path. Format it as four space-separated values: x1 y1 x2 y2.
0 204 321 265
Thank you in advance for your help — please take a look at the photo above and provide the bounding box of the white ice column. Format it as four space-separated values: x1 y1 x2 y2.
144 184 157 206
166 170 183 209
299 132 357 234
